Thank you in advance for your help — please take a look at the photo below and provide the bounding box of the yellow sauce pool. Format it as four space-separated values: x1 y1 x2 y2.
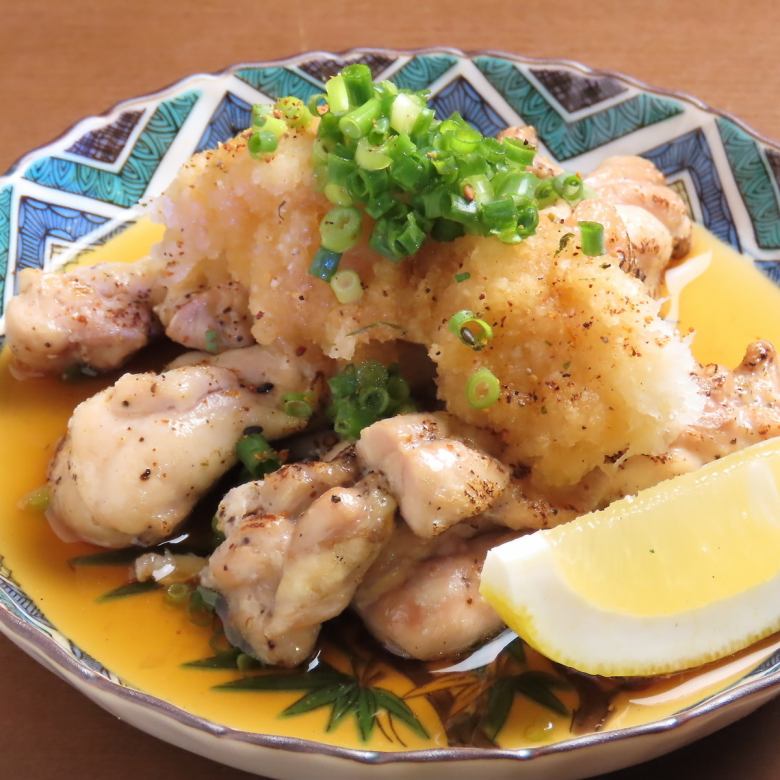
0 222 778 750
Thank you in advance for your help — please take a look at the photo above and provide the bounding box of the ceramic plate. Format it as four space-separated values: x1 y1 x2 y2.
1 48 779 780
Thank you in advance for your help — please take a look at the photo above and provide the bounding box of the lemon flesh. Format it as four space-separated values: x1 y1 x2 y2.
481 437 780 676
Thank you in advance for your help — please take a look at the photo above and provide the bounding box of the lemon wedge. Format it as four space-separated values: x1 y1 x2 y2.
481 437 780 676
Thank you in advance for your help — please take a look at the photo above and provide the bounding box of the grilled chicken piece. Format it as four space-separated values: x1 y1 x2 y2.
355 530 512 661
585 155 692 259
613 204 673 294
202 513 316 666
5 262 158 379
356 413 510 537
46 364 305 548
203 471 395 666
266 475 395 637
214 448 359 536
155 279 254 352
570 341 780 508
168 341 333 425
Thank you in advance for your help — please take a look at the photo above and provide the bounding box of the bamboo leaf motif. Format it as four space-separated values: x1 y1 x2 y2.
69 548 141 567
326 687 360 732
513 672 570 716
504 636 526 664
356 688 378 742
373 689 430 739
182 650 240 669
482 679 515 740
215 666 349 692
212 662 428 744
283 685 348 716
96 580 161 602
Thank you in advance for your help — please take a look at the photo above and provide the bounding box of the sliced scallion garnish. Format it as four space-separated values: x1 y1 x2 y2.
466 367 501 409
235 430 280 479
448 310 494 350
282 392 315 419
330 269 364 304
578 220 606 257
319 206 362 253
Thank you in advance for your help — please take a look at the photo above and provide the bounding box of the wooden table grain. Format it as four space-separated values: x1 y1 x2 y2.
1 1 778 778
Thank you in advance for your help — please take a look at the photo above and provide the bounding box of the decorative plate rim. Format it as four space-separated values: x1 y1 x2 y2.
2 45 779 182
1 45 779 769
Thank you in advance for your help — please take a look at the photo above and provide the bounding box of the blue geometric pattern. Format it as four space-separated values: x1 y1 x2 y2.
15 197 108 274
643 129 740 249
529 68 628 114
430 77 507 137
0 50 779 747
391 54 458 91
23 92 200 207
235 66 321 102
717 117 780 250
66 110 144 164
0 186 10 309
0 576 54 630
474 56 683 160
196 92 253 153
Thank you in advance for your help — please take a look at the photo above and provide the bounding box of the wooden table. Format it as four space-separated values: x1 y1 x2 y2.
1 1 778 777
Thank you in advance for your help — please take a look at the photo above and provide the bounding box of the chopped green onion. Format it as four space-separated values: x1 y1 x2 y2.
251 103 272 126
579 220 606 256
319 206 362 253
282 392 315 418
327 360 415 439
328 364 358 399
165 582 192 606
303 67 577 272
274 96 313 129
325 74 350 115
454 271 471 283
516 204 539 238
463 175 493 204
235 431 280 479
355 138 392 171
324 182 353 206
332 403 377 440
18 485 50 512
553 172 584 202
307 93 328 115
480 197 516 231
390 93 423 135
327 153 356 185
356 360 388 389
535 179 558 209
342 63 374 106
339 98 381 140
204 329 220 354
386 374 411 404
367 115 390 146
330 269 364 304
466 367 501 409
258 114 287 138
432 218 465 242
309 247 342 281
358 386 390 415
448 310 494 350
502 137 536 166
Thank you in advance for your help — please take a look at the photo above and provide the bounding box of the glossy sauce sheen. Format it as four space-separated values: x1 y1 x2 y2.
0 222 779 750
